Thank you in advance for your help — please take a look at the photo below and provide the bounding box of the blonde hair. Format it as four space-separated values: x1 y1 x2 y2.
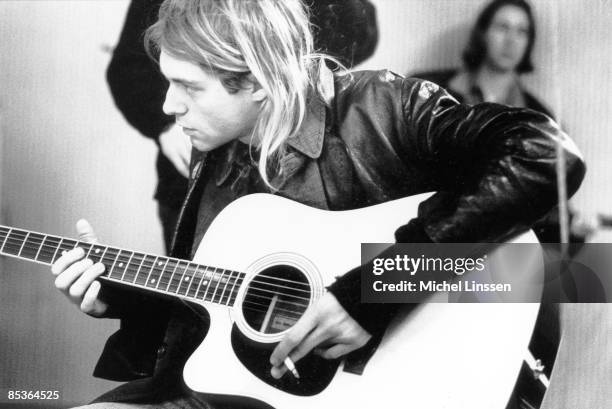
146 0 334 187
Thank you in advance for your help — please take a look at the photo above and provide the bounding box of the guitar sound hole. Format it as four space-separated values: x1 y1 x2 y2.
242 265 311 335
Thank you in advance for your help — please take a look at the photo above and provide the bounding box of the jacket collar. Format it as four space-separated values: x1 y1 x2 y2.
287 64 334 159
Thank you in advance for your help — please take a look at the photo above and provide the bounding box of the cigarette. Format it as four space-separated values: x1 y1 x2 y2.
284 357 300 379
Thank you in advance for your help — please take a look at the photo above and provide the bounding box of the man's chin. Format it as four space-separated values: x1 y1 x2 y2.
189 137 213 152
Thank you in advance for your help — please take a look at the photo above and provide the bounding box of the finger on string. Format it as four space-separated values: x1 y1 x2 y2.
54 258 94 294
69 262 106 299
51 247 85 276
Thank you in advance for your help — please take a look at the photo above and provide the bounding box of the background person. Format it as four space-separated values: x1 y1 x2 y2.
412 0 594 246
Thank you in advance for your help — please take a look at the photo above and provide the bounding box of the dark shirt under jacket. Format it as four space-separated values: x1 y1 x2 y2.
94 69 585 404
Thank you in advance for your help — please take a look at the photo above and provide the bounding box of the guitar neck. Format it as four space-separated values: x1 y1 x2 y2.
0 225 244 306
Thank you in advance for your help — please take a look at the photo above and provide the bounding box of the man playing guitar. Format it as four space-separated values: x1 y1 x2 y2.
51 0 584 407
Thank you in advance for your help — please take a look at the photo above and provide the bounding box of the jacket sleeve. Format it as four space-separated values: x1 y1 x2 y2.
106 0 172 141
329 76 586 335
399 78 585 243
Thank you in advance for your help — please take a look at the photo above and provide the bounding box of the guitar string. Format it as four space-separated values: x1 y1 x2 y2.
3 242 313 311
241 301 302 317
0 231 306 323
242 300 304 318
0 229 314 285
99 266 311 308
2 236 315 290
3 263 309 313
1 227 310 289
1 234 316 305
6 236 312 290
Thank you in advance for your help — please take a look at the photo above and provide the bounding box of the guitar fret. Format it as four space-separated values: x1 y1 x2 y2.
33 234 48 261
152 258 167 287
82 242 94 258
99 247 119 278
3 229 27 256
203 268 216 302
131 253 147 284
135 255 156 286
219 270 234 305
184 263 198 297
155 258 171 290
50 237 65 263
177 262 196 296
164 259 181 293
110 250 131 280
176 262 189 294
21 232 45 260
143 256 159 287
193 266 208 300
17 231 30 257
190 265 206 299
36 236 59 263
0 224 246 306
0 228 12 253
169 261 188 293
228 274 244 306
127 253 144 283
0 227 10 251
120 252 135 281
211 269 225 304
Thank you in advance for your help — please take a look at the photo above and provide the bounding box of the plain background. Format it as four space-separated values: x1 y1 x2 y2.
1 0 611 407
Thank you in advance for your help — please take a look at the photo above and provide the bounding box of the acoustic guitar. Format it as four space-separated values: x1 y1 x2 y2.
0 193 540 408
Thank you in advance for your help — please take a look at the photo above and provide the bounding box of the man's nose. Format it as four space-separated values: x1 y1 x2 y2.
162 85 187 116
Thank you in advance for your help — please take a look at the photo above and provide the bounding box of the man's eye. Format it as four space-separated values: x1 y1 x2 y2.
185 86 201 96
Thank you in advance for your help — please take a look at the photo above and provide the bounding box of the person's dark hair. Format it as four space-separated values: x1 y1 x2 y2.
462 0 535 73
309 0 378 68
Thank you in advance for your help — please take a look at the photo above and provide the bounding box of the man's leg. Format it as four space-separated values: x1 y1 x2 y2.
73 394 210 409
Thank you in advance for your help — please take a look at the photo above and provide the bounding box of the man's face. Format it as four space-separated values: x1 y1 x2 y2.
160 51 262 152
484 5 530 73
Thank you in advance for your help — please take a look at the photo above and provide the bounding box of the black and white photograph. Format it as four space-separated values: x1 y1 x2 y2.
0 0 611 408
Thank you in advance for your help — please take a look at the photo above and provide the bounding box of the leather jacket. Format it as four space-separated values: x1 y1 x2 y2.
92 70 585 402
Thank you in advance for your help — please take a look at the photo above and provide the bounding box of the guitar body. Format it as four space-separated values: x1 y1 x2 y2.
182 193 541 408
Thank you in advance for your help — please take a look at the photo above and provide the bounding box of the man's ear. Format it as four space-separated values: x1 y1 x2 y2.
247 74 267 102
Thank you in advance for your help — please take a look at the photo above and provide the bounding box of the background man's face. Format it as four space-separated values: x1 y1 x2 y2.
484 5 530 73
160 51 261 152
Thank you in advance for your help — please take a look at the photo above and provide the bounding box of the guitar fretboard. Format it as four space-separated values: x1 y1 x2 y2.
0 225 244 306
